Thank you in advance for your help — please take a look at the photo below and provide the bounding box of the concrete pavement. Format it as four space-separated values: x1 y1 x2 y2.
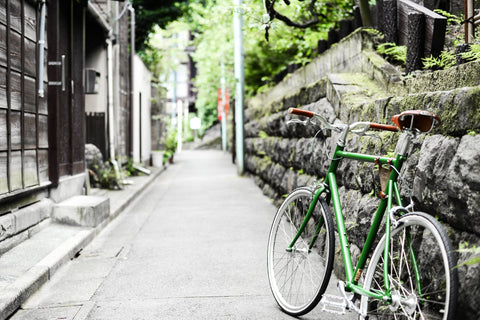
0 164 165 320
8 150 357 320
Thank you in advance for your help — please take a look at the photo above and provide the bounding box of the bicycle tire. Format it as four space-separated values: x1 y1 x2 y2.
267 187 335 316
359 212 458 320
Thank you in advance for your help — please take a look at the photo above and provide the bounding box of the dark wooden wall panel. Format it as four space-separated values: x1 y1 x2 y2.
24 38 35 75
24 112 35 148
9 30 21 71
10 151 21 191
10 71 21 110
0 24 6 66
38 114 48 148
24 149 37 186
10 111 20 149
8 0 21 32
38 149 48 183
0 152 7 194
0 0 5 23
24 2 35 40
24 75 35 111
0 109 5 150
0 67 6 109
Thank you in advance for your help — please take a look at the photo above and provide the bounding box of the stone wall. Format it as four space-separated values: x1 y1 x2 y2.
245 29 480 319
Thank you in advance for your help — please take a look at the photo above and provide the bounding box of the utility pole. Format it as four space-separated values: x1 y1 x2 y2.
234 0 244 174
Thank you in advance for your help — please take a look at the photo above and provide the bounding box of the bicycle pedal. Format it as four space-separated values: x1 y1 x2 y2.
320 294 347 314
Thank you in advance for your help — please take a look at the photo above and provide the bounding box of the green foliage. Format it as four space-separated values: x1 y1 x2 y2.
132 0 189 51
460 44 480 62
138 22 190 83
258 130 269 138
139 0 356 133
456 242 480 267
89 163 122 190
433 9 462 25
467 130 477 136
376 43 407 66
162 125 178 164
422 44 480 71
422 51 456 70
125 158 136 176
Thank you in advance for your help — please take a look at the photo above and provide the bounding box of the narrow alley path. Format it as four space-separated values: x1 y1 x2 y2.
10 150 356 320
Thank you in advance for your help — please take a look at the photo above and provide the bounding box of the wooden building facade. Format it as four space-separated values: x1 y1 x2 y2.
0 0 51 204
0 0 138 244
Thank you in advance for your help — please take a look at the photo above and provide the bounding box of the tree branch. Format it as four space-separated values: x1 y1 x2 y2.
265 0 328 29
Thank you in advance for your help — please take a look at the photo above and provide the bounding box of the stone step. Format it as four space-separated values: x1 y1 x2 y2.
326 73 390 115
52 196 110 228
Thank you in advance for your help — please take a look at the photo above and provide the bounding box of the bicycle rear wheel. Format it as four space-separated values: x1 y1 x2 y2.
267 187 335 316
360 212 458 320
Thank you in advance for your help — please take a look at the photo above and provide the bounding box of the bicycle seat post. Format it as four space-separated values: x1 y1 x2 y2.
397 131 413 157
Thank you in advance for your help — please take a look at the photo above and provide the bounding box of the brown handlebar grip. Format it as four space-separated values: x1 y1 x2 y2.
288 108 314 118
370 123 399 132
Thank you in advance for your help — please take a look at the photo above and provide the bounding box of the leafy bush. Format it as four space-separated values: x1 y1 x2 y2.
89 162 122 190
460 44 480 61
422 51 456 70
162 126 178 164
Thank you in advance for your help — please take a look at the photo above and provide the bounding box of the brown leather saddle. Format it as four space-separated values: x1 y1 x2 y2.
391 110 441 133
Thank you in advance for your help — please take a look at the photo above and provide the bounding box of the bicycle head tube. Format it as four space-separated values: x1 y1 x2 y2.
337 124 349 147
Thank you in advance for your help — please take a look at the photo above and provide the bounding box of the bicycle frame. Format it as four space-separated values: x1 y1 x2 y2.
288 132 415 302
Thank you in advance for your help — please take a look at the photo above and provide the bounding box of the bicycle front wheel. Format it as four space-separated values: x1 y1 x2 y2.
360 212 458 320
267 187 335 316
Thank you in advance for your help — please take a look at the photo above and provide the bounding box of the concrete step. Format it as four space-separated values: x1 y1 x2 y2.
52 196 110 228
0 222 95 320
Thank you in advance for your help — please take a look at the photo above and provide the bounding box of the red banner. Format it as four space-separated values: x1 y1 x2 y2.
217 88 222 120
217 88 230 120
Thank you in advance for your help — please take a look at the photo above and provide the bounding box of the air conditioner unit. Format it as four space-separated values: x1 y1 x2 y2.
85 68 100 94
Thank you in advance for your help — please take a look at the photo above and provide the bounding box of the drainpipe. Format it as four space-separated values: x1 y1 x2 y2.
106 34 119 175
128 4 135 161
37 0 46 97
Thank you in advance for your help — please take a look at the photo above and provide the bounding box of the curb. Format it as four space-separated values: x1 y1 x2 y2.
0 166 166 320
0 229 95 320
110 166 166 219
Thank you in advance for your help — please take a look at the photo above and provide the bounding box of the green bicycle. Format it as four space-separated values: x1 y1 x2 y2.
267 108 458 319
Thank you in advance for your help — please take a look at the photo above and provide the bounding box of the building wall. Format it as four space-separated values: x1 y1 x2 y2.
115 3 132 161
132 55 152 165
85 25 108 114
